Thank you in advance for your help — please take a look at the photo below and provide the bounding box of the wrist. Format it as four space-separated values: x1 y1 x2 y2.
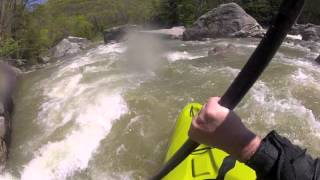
239 136 261 161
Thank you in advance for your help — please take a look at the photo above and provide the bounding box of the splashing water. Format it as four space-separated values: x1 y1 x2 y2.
3 37 320 179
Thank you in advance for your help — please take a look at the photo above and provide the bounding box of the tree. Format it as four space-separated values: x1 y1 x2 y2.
0 0 15 39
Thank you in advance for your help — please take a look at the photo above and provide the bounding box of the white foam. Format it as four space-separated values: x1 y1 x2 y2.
56 43 125 77
37 74 85 129
0 173 18 180
89 43 127 55
186 41 210 45
126 116 142 129
287 34 302 40
216 66 240 77
165 51 205 62
21 94 128 180
116 144 127 156
292 68 312 81
83 60 115 73
215 41 257 49
291 69 320 91
289 59 320 73
249 80 320 135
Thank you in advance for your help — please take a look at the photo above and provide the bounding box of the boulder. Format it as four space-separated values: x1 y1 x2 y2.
0 117 6 139
0 104 4 115
0 63 17 166
0 117 9 166
67 36 90 44
0 63 20 93
301 27 320 41
290 24 320 42
39 56 51 64
290 24 303 35
50 36 91 59
104 24 142 43
316 55 320 64
208 44 237 57
183 3 264 41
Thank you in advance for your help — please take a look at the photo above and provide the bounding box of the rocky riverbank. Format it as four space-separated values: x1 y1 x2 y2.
0 62 20 167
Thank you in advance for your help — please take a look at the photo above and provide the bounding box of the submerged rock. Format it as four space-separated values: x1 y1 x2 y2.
316 55 320 64
208 44 237 57
290 24 320 42
285 38 320 53
103 24 142 43
50 36 91 59
302 27 320 41
183 3 264 41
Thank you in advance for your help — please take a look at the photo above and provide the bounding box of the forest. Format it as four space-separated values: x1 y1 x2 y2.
0 0 319 64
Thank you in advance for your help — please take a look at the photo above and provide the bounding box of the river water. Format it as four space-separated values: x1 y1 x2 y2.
1 35 320 179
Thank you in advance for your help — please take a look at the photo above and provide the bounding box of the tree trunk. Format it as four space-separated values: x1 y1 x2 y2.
0 0 27 40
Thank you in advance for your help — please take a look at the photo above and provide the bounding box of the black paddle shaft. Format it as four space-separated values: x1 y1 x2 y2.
152 0 304 179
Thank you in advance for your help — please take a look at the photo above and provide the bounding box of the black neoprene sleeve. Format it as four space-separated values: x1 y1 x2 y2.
246 131 320 180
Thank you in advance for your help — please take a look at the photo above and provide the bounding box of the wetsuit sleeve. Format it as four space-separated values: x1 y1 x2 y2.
246 131 320 180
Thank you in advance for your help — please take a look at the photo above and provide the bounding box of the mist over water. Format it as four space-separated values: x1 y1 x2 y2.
2 37 320 179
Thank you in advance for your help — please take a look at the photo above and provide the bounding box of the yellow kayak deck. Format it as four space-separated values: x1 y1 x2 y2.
163 103 256 180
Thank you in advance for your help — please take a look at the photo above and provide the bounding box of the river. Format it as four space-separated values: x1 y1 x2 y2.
1 35 320 179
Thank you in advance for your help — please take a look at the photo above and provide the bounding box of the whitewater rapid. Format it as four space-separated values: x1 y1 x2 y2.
2 37 320 179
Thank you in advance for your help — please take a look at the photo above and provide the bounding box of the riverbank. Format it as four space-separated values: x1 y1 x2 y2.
0 62 20 167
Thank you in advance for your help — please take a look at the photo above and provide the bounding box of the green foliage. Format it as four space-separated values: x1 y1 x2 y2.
6 0 160 63
156 0 320 26
300 0 320 24
0 38 19 58
241 0 282 25
155 0 218 27
1 0 320 65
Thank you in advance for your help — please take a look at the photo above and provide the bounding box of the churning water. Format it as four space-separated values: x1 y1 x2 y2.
2 36 320 179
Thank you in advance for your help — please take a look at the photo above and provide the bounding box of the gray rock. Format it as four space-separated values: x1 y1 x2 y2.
0 63 14 166
0 139 7 166
183 3 264 41
39 56 51 64
290 24 303 35
51 36 91 59
302 27 320 41
285 38 320 53
0 117 6 138
103 24 141 43
52 39 80 58
0 63 20 94
299 41 320 52
0 104 4 116
67 36 90 45
316 55 320 64
290 24 320 42
232 28 266 38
